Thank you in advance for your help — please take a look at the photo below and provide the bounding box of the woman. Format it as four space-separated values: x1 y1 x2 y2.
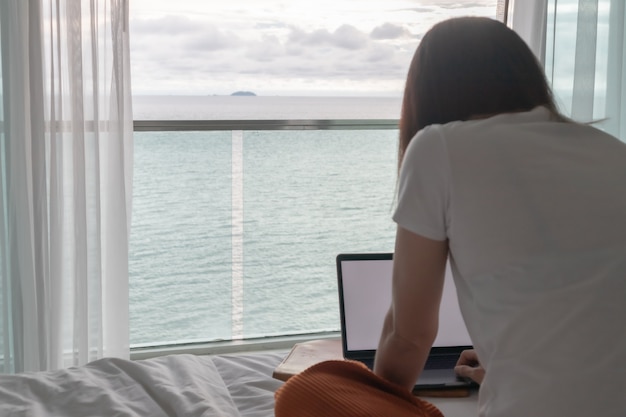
275 16 626 417
375 16 626 417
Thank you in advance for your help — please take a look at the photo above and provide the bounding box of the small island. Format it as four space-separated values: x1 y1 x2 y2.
231 91 257 96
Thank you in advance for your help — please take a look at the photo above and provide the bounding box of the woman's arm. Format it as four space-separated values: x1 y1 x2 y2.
373 226 448 390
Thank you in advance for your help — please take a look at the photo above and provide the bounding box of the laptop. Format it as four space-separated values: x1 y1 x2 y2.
336 252 475 390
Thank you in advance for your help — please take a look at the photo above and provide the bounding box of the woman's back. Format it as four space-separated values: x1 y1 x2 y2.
395 106 626 416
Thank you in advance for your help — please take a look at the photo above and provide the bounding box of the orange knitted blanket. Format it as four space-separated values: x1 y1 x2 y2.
275 360 444 417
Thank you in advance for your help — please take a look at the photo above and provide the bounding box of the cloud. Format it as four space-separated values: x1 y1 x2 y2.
131 21 412 96
401 1 494 13
366 44 397 63
130 15 204 35
246 35 285 62
288 27 333 46
333 25 369 50
402 7 435 14
287 25 369 50
370 23 411 40
130 15 242 57
128 1 498 95
183 27 242 51
431 1 496 8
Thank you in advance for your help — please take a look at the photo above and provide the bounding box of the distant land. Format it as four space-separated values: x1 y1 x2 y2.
231 91 256 96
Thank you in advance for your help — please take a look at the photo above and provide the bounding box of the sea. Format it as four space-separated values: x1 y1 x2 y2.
129 95 403 346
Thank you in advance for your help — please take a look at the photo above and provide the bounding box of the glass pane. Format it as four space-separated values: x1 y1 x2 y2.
129 131 233 345
0 15 5 368
242 129 397 338
545 0 612 119
129 1 499 347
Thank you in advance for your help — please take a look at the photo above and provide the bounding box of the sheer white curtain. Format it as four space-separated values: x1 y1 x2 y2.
512 0 626 141
0 0 132 373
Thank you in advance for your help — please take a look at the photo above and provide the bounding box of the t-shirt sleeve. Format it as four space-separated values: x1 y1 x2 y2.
393 126 450 241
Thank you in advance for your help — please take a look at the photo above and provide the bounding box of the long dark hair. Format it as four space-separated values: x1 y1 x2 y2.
399 17 564 163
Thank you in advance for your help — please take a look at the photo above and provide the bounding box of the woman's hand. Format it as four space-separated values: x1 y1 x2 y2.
454 349 485 384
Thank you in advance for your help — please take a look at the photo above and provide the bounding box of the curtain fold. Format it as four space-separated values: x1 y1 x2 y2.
0 0 132 373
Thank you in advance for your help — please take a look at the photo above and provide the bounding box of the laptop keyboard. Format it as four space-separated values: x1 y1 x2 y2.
423 354 459 370
358 354 458 371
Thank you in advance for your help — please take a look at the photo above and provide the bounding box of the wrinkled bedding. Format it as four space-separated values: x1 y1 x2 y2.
0 351 286 417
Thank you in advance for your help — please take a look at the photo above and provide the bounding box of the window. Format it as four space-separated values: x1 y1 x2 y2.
545 0 626 141
545 0 611 120
128 1 500 347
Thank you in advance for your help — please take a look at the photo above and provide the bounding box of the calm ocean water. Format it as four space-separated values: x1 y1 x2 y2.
129 96 402 346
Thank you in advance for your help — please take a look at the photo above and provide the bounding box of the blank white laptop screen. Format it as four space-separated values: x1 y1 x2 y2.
340 258 471 351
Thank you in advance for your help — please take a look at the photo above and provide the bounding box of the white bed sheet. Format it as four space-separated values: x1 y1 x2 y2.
0 350 478 417
0 351 286 417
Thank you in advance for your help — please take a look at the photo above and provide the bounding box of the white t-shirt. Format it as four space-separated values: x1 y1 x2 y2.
394 107 626 417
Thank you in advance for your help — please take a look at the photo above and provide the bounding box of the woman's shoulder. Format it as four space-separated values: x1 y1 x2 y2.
434 106 620 142
412 106 625 158
441 106 554 132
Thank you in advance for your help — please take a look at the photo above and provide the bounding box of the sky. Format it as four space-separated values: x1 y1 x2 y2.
129 0 498 97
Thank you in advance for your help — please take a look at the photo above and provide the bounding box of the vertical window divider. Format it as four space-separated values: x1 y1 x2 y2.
231 130 244 340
